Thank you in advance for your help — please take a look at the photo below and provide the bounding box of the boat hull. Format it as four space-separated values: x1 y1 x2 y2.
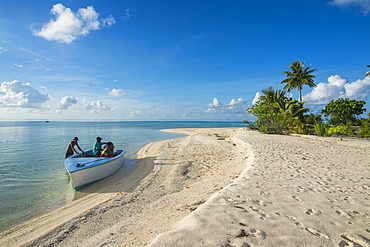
64 150 126 189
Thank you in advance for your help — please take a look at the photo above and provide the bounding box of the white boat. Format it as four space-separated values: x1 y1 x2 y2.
64 149 126 189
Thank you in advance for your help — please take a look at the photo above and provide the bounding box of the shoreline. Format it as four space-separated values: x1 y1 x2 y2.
0 127 250 246
1 128 369 246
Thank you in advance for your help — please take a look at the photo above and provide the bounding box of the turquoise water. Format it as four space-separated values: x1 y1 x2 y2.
0 121 245 232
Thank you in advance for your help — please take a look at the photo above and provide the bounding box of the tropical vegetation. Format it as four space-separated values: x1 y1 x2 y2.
245 61 369 138
321 98 366 126
247 86 309 134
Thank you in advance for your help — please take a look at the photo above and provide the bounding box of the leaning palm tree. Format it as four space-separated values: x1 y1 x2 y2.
366 65 370 77
281 60 317 102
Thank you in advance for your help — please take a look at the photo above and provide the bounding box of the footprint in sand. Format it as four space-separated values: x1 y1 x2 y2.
305 209 321 216
295 185 307 192
285 214 305 230
327 197 338 204
259 190 270 196
340 234 370 247
249 206 270 220
305 227 329 239
294 221 305 230
229 231 253 247
259 213 270 220
249 228 267 239
332 206 352 218
362 184 370 190
247 197 270 206
292 195 302 201
344 196 355 203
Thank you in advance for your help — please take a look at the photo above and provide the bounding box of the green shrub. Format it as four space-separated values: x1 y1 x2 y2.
243 120 258 130
314 122 329 136
358 120 370 138
327 126 354 137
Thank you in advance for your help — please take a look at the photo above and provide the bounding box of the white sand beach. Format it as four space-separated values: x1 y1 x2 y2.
1 128 369 247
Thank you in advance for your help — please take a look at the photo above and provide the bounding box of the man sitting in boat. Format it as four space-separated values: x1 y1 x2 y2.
92 137 107 156
100 142 117 157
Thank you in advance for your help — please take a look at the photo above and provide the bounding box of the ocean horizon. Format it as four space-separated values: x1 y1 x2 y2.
0 120 246 232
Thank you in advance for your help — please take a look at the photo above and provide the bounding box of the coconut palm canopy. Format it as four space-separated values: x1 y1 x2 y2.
281 60 317 102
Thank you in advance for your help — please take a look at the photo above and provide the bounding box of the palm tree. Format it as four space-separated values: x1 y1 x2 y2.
366 65 370 77
281 60 317 102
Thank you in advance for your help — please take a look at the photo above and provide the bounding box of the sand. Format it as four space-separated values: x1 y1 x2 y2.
0 128 369 247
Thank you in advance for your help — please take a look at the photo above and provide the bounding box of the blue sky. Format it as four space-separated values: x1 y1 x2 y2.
0 0 370 120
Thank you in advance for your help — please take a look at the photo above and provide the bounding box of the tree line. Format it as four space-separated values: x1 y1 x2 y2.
245 61 370 138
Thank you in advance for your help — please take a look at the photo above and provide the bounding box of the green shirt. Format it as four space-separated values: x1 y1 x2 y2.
92 141 103 155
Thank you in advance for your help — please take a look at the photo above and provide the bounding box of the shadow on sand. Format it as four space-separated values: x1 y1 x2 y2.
72 156 157 199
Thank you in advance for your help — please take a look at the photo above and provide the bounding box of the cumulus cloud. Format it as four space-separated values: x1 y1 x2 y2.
57 96 78 109
0 80 50 107
86 100 111 113
206 97 247 115
108 88 127 97
208 98 221 108
252 92 262 105
329 0 370 14
303 75 370 105
33 4 115 43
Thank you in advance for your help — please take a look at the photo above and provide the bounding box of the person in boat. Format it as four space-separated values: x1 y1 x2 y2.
65 137 84 159
100 142 116 157
92 137 107 156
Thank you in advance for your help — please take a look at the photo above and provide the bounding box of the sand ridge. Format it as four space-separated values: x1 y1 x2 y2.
149 130 370 247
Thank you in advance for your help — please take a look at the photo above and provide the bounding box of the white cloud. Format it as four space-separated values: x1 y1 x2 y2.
14 63 24 68
303 75 370 105
33 4 115 44
208 98 221 107
57 96 78 109
86 100 111 113
0 47 8 54
206 97 247 115
252 92 261 105
329 0 370 14
122 9 131 21
102 15 116 26
0 80 50 107
108 88 127 97
127 106 145 118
